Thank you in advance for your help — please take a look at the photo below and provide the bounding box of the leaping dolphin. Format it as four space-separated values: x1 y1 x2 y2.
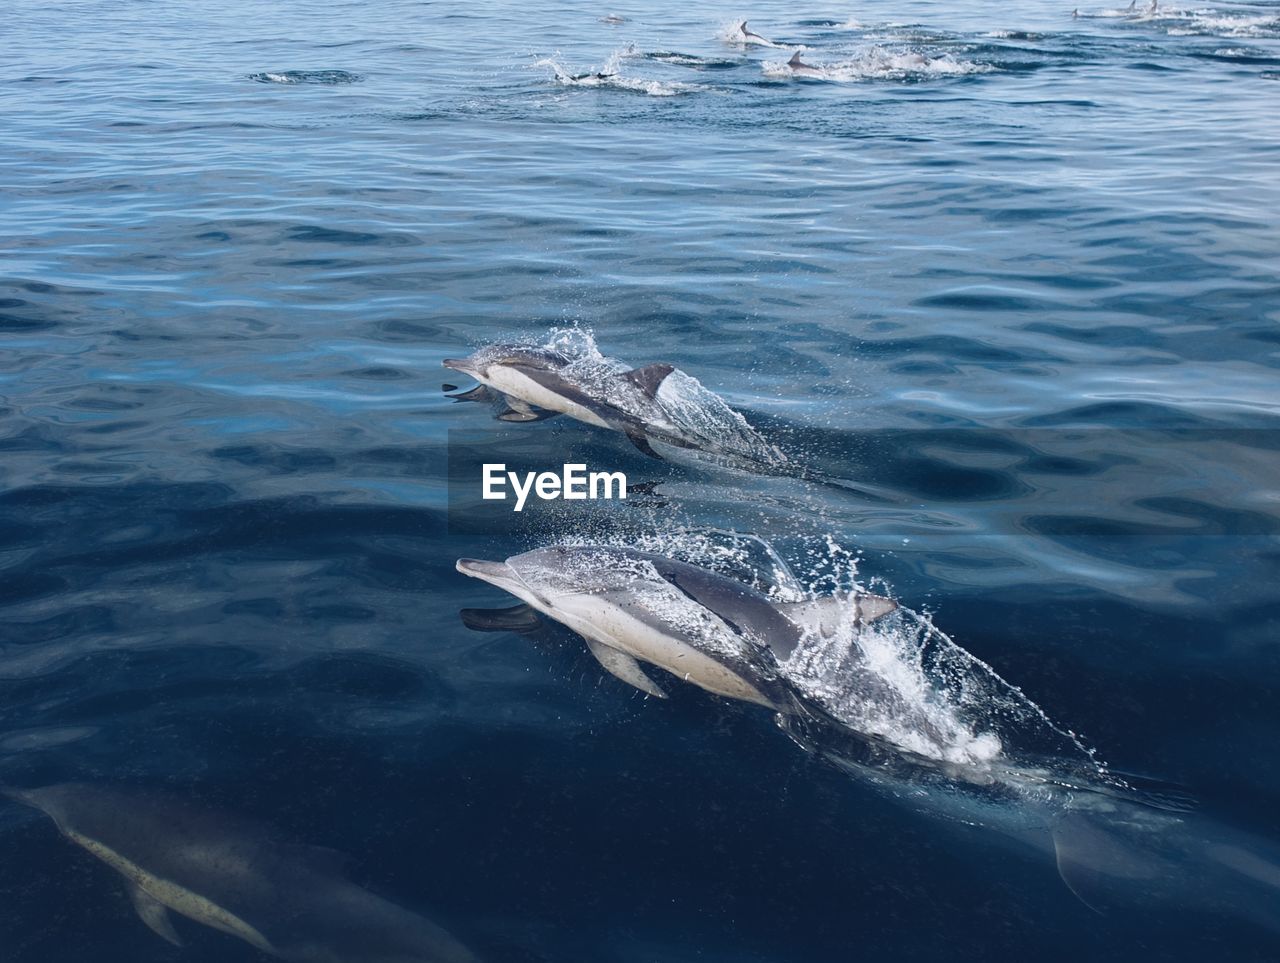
456 545 897 710
4 783 478 963
443 343 769 462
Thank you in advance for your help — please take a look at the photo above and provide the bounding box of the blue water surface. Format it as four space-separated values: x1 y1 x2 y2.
2 0 1279 959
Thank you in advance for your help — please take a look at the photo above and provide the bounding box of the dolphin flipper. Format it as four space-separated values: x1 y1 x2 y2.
125 879 184 947
497 395 561 423
584 638 668 699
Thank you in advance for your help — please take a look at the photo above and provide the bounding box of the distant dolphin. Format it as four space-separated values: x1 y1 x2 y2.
456 545 897 709
735 21 779 46
445 344 741 460
787 50 823 76
4 783 478 963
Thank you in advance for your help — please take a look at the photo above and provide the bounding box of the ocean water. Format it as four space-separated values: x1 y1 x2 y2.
2 0 1279 959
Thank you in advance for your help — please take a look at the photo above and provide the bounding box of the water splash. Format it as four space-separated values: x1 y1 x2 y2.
763 47 993 82
532 54 697 96
492 327 789 471
549 528 1102 776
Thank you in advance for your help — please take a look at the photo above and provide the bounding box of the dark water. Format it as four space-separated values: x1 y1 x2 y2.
2 0 1279 959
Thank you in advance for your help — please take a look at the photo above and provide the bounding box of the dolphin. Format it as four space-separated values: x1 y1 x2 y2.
735 21 779 46
3 783 478 963
787 50 823 76
444 343 722 459
456 545 897 710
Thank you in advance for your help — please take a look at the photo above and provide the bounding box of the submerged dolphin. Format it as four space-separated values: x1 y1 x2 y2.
444 343 728 459
456 545 897 710
4 783 478 963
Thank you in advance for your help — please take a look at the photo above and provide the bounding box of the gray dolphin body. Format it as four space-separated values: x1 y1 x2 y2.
445 344 709 459
787 50 823 76
736 21 778 46
457 545 897 710
5 783 477 963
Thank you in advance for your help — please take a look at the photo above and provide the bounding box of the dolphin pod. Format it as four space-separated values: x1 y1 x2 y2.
3 783 478 963
456 545 897 710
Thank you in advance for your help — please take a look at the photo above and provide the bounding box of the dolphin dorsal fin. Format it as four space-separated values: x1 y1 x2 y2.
776 592 898 637
789 50 803 67
621 363 675 399
740 21 748 31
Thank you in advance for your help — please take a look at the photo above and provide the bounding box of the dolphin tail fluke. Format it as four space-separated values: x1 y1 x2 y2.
1051 812 1164 913
125 880 184 947
1053 806 1280 935
584 639 668 699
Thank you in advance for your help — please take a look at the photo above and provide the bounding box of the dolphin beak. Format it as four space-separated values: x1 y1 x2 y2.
456 558 523 592
443 358 479 378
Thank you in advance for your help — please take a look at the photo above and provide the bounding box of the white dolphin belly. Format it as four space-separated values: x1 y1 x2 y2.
482 367 612 428
552 595 778 708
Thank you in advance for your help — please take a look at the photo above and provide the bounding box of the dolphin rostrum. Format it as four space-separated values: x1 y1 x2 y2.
456 545 897 710
4 783 478 963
